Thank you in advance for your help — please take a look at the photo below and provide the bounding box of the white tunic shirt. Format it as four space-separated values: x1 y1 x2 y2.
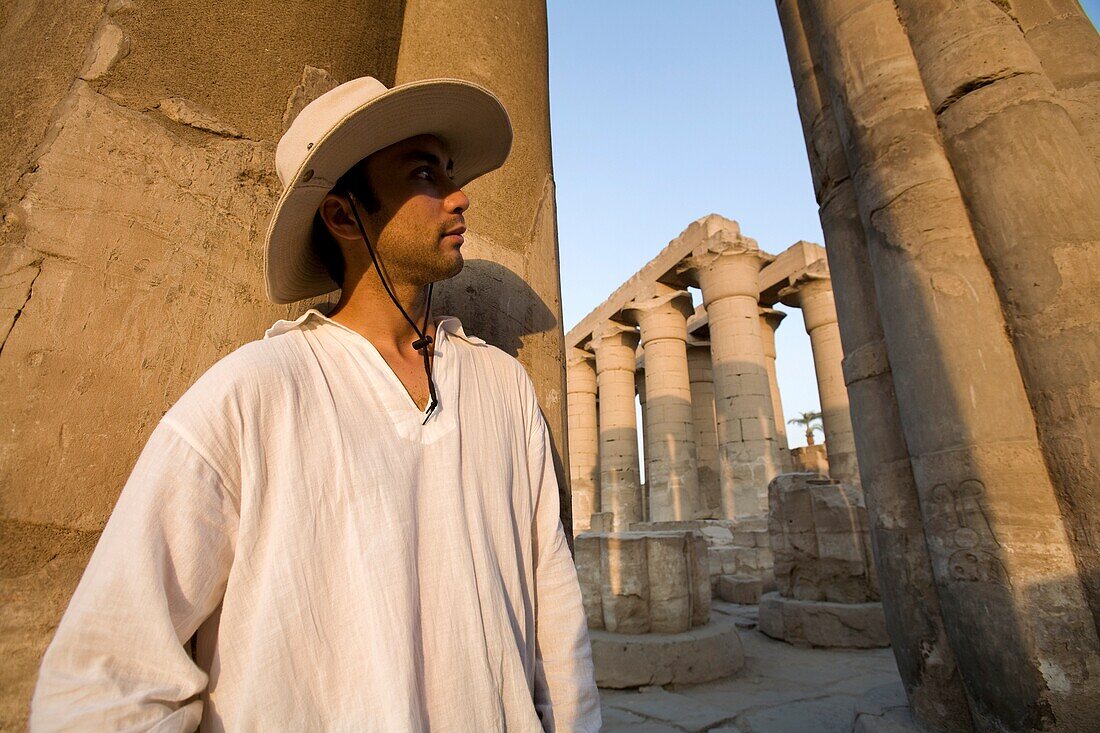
31 307 600 732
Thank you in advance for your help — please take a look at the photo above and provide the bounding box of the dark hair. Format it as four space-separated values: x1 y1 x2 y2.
310 159 382 289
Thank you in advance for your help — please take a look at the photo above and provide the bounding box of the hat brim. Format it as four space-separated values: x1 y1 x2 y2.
264 78 513 304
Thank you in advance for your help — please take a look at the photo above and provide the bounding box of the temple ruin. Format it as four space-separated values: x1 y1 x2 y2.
2 0 1099 730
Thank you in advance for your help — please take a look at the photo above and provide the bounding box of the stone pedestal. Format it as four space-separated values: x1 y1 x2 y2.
575 529 710 634
589 615 743 688
575 527 744 686
761 473 887 648
759 593 888 649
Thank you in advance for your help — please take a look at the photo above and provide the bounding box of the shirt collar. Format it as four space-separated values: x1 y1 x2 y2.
264 303 487 346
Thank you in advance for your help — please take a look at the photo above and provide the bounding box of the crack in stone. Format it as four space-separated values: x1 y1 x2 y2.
867 177 952 225
934 70 1028 116
0 261 43 361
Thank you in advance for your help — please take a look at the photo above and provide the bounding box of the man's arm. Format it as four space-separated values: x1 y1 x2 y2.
527 398 601 733
30 419 238 732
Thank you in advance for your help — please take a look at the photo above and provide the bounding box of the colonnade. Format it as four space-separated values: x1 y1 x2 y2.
566 215 855 532
776 1 1100 729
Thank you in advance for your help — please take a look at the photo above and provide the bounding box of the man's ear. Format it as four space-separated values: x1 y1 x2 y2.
318 192 363 245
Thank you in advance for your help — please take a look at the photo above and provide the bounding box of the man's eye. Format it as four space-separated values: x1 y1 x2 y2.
414 168 434 180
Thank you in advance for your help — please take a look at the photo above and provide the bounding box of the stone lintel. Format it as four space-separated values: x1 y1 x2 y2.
566 214 742 348
758 240 827 306
568 228 826 349
777 257 832 308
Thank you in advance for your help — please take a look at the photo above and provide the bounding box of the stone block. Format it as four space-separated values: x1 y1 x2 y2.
729 530 759 547
601 534 650 634
717 575 763 604
700 524 734 544
590 616 744 688
810 482 863 533
573 533 604 630
768 474 878 605
689 533 711 627
589 512 613 532
576 529 711 634
758 592 890 649
646 533 692 633
816 531 865 563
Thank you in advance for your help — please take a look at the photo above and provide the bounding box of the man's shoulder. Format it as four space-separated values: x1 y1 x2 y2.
163 331 304 428
449 328 535 390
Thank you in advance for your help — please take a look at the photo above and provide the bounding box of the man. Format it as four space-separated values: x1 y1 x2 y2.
31 76 600 731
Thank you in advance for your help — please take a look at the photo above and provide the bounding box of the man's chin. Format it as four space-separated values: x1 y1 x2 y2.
430 253 464 283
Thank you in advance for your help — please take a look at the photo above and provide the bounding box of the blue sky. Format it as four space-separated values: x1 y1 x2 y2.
548 1 1100 450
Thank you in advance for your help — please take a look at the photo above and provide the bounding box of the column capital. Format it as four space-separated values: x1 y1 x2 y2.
622 287 694 344
759 307 787 332
590 320 639 346
677 230 774 277
567 345 596 367
678 231 774 305
779 263 837 332
566 347 597 395
778 259 832 301
590 321 640 374
622 287 694 319
758 307 786 361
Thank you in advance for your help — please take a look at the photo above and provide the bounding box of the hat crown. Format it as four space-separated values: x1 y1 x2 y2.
275 76 390 187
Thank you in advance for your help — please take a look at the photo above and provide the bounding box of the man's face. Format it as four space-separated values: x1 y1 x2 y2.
355 134 469 284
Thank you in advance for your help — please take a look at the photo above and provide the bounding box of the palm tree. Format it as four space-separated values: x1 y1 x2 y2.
788 410 824 445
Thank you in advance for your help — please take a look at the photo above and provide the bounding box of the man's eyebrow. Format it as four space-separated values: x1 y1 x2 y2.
402 151 455 171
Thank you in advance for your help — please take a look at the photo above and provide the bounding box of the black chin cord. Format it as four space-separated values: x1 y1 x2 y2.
345 190 439 424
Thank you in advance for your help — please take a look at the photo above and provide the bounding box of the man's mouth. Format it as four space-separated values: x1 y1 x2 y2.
443 225 466 245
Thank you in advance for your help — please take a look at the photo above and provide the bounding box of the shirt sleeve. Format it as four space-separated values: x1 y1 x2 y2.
527 401 601 733
30 418 238 732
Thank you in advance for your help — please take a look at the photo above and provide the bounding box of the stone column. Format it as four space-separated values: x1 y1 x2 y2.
635 362 649 521
623 287 700 522
894 0 1100 644
590 322 643 530
1007 0 1100 169
758 308 793 473
806 0 1100 727
687 341 721 517
679 231 779 520
776 0 972 727
567 348 599 533
396 0 573 529
780 269 858 487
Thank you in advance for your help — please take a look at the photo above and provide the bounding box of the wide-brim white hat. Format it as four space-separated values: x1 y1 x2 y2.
264 76 513 304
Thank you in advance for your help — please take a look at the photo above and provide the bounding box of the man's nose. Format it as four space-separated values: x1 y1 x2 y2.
446 182 470 214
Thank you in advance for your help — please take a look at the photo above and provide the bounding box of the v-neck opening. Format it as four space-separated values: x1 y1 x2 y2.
317 315 448 419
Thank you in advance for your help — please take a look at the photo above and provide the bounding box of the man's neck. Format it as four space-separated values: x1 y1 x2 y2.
326 270 435 356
